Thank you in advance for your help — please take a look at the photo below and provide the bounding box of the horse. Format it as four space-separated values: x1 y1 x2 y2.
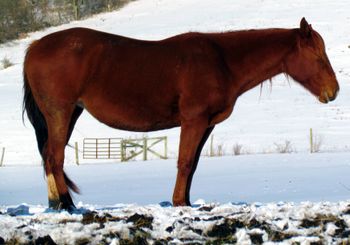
23 18 339 210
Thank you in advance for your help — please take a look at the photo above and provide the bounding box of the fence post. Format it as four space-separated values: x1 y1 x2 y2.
0 147 4 166
310 128 313 153
143 137 147 161
164 137 168 159
121 140 125 162
108 138 111 159
75 142 79 165
95 138 98 158
210 135 214 157
72 0 80 20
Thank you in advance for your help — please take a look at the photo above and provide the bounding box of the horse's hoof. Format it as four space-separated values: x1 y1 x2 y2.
48 199 62 210
48 199 76 212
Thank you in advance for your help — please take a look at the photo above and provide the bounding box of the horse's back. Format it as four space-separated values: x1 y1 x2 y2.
24 28 231 131
24 28 186 131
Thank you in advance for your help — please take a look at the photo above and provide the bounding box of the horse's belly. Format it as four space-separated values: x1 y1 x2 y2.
82 97 180 132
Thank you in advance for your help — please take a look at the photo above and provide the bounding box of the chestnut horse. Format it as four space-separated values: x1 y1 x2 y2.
23 18 338 210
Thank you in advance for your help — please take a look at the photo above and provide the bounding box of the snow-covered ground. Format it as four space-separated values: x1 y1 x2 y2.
1 0 350 165
1 0 350 243
2 201 350 244
2 153 350 207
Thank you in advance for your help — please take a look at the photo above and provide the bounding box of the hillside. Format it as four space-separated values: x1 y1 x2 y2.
0 0 350 166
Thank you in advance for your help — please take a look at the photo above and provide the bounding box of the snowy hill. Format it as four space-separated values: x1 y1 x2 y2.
1 0 350 165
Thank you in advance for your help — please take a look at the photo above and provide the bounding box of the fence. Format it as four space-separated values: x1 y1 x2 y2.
0 147 4 166
121 137 167 162
83 138 122 160
82 137 167 162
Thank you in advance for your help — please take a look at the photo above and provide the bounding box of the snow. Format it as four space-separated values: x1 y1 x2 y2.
2 153 350 243
1 201 350 244
1 0 350 243
1 0 350 165
2 153 350 207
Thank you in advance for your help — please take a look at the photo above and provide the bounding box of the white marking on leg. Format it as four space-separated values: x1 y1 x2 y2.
47 173 59 201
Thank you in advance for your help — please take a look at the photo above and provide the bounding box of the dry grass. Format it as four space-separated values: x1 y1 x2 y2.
1 56 13 69
274 140 294 154
232 143 243 155
311 135 323 153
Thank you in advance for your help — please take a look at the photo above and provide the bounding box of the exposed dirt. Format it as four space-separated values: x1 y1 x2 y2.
1 203 350 244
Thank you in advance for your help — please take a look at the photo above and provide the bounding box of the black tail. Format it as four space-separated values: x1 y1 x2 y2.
23 71 47 156
23 70 80 194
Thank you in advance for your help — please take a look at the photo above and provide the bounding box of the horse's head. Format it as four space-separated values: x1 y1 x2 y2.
285 18 339 103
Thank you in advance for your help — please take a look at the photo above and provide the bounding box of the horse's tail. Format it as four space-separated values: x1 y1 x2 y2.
23 70 47 156
22 49 79 194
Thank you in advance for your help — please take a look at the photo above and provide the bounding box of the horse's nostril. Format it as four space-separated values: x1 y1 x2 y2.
323 91 330 102
328 89 338 102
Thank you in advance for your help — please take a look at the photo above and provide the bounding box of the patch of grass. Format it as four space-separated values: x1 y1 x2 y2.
216 143 225 156
206 218 244 239
35 235 57 245
120 230 150 245
82 211 121 225
198 205 214 212
340 237 350 244
205 236 237 245
232 143 243 155
154 238 173 245
267 229 296 242
3 237 22 245
309 240 324 245
300 218 321 228
311 135 323 153
1 56 13 69
249 233 264 244
127 213 153 229
75 237 90 245
102 231 121 244
274 140 294 154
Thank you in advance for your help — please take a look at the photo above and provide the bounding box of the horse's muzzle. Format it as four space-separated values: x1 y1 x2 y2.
319 86 339 104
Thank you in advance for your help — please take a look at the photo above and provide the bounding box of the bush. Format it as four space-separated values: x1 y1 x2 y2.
0 0 135 44
232 143 243 155
274 140 293 154
1 57 13 69
311 135 323 153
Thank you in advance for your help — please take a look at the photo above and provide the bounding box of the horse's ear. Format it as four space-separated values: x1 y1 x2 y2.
300 17 312 38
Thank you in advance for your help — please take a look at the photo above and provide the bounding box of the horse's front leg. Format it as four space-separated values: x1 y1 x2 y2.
185 126 214 204
172 118 210 206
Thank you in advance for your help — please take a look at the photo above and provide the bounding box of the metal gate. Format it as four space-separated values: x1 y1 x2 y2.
82 137 167 162
83 138 122 160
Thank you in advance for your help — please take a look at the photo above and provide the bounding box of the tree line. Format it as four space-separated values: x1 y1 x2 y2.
0 0 133 44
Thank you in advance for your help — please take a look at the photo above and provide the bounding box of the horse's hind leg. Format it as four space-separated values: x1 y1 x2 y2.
61 106 84 195
66 106 83 145
43 105 77 210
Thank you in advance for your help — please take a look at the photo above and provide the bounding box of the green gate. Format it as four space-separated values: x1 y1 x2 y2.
82 137 168 162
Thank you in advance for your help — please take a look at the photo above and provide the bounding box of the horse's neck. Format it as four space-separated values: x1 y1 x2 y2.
216 29 298 96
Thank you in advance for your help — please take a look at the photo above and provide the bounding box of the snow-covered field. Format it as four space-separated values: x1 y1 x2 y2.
2 201 350 244
1 0 350 166
1 0 350 243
